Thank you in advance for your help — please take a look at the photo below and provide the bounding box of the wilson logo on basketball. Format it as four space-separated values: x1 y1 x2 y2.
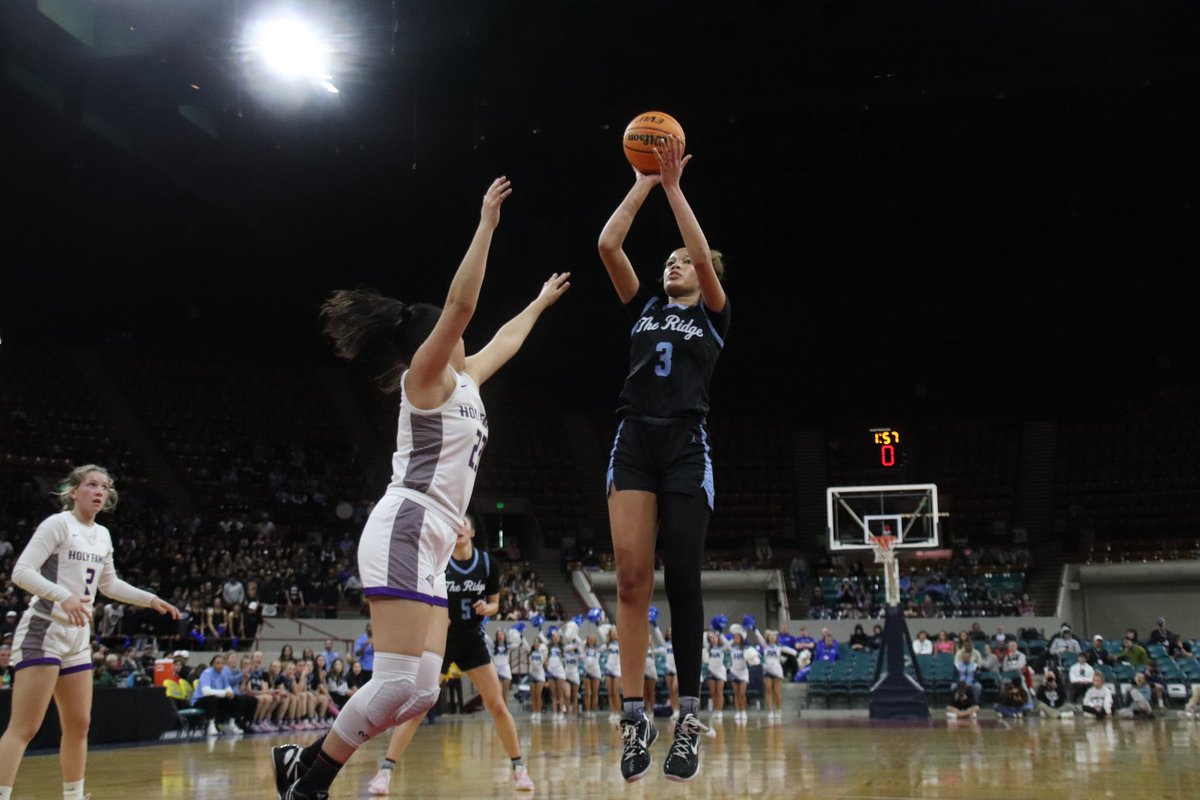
626 132 668 147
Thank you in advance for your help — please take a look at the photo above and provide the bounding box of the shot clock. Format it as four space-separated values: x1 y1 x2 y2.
870 427 903 468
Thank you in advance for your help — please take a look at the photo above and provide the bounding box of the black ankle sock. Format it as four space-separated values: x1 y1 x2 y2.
298 734 327 770
294 750 343 795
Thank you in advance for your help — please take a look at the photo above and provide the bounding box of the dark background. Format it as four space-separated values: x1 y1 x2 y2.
3 0 1198 428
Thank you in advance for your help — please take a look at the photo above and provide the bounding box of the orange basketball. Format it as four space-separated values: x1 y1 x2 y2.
622 111 685 174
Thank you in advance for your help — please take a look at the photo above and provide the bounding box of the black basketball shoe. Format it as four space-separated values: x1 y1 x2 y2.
270 744 304 799
663 712 713 782
619 710 658 783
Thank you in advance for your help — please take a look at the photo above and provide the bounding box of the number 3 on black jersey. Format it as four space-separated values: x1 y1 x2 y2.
655 342 673 377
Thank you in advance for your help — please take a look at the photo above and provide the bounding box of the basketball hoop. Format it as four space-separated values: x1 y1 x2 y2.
869 535 896 564
869 535 901 607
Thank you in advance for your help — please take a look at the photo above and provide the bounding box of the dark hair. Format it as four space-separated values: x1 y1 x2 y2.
320 289 442 394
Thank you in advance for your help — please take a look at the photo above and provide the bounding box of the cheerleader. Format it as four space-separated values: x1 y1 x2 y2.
727 630 751 723
543 628 568 720
492 628 513 705
704 631 728 720
528 636 547 721
582 634 603 713
561 620 583 717
759 630 797 721
602 626 622 721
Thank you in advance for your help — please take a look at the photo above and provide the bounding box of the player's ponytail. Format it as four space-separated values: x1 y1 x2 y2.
319 288 441 394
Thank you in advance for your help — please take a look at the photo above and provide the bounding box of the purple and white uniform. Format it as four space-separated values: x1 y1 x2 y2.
12 511 154 673
360 368 487 607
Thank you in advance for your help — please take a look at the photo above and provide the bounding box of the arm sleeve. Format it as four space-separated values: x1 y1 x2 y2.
485 555 500 596
12 515 73 604
97 551 156 607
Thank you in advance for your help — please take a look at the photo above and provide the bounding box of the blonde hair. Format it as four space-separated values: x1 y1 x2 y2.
58 464 118 512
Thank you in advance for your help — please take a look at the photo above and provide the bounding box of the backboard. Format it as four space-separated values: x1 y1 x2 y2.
826 483 940 552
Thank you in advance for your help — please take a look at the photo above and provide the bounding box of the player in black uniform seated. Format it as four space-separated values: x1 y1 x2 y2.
597 133 728 783
365 515 535 794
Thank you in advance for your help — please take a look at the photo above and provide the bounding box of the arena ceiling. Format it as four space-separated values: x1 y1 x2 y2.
2 0 1198 419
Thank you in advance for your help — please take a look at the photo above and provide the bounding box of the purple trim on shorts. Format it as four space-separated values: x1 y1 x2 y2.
364 587 448 607
14 657 62 671
59 663 93 676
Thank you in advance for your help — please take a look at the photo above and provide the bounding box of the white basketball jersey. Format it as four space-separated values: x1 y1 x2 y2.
389 368 487 521
18 512 115 626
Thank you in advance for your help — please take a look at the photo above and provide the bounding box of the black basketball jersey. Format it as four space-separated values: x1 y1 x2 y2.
617 284 730 421
446 548 499 633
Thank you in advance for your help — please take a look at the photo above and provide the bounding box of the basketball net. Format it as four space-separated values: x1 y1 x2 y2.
869 535 901 607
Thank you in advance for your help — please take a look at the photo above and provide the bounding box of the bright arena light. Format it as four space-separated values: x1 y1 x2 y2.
245 14 340 94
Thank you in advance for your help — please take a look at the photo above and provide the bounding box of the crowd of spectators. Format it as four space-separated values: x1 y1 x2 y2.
805 546 1033 619
495 562 566 622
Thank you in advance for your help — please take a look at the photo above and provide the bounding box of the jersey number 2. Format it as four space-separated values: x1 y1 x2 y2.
84 567 96 596
468 430 488 471
655 342 673 377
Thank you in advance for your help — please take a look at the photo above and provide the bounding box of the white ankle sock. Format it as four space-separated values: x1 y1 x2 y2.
64 780 86 800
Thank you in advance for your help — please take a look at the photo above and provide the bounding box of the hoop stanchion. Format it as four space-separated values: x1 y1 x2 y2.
869 535 900 607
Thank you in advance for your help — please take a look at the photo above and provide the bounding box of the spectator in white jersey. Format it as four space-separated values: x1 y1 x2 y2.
0 465 180 800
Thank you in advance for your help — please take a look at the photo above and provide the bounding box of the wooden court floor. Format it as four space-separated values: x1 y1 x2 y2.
12 710 1200 799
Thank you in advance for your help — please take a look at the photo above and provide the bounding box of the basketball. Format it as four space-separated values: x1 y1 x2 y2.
622 111 685 174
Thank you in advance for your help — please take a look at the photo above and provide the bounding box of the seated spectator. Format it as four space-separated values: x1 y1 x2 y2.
848 624 869 651
814 630 840 662
1086 635 1111 667
912 630 933 656
793 627 816 665
868 624 884 651
968 623 987 643
94 653 121 688
1048 624 1081 664
1120 635 1150 668
933 631 955 655
194 653 241 736
1168 634 1194 660
1118 672 1155 719
1142 661 1168 710
994 676 1033 718
1001 640 1027 674
1081 673 1113 719
980 644 1001 675
946 680 980 720
1036 671 1072 718
1068 653 1096 703
1147 617 1174 648
1018 593 1036 616
954 641 983 704
327 657 352 711
172 650 197 683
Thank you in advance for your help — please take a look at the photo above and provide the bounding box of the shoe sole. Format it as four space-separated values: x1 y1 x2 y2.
664 768 700 783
